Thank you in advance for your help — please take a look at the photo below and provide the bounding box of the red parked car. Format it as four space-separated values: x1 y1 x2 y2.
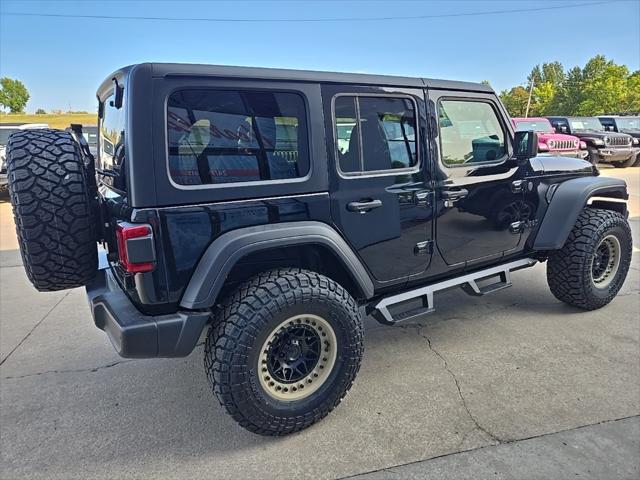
512 117 587 159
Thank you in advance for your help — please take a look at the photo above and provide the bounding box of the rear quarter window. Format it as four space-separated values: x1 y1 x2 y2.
167 89 309 186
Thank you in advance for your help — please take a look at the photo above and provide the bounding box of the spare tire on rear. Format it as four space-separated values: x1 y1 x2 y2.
7 129 98 291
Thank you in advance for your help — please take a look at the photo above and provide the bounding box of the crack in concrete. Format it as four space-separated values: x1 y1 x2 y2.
0 291 70 366
1 359 137 380
1 341 206 380
339 415 640 480
402 323 504 445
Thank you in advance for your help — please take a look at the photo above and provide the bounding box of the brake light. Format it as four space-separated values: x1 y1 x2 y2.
115 223 155 273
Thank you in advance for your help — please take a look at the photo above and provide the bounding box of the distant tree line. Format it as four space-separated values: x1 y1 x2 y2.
498 55 640 117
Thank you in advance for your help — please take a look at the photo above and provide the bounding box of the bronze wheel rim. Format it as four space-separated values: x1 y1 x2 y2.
591 234 621 288
258 314 337 401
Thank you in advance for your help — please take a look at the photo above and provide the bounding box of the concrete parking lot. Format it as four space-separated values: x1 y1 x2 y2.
1 167 639 479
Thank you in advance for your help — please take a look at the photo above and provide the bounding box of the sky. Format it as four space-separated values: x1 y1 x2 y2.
0 0 639 112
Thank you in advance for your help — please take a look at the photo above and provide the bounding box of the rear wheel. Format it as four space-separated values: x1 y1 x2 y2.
204 268 364 436
6 129 98 291
546 208 632 310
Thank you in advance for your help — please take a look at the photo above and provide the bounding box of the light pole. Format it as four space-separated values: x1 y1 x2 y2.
525 77 535 118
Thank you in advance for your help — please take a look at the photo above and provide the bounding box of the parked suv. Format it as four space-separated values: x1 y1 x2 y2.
512 117 587 159
6 64 632 436
598 116 640 166
547 116 638 168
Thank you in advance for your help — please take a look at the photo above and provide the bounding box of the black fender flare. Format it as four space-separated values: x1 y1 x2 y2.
533 176 628 250
179 221 375 309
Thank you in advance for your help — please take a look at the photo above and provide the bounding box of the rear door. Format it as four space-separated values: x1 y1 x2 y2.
428 90 527 267
322 85 434 285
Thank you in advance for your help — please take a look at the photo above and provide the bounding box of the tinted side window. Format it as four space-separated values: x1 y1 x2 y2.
100 93 125 172
167 89 309 185
334 96 417 174
438 100 506 166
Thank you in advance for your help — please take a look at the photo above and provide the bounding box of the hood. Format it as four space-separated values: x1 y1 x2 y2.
537 132 578 142
529 155 595 177
572 131 625 140
620 129 640 138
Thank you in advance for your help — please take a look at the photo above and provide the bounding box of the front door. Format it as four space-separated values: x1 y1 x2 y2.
323 86 434 284
428 90 526 266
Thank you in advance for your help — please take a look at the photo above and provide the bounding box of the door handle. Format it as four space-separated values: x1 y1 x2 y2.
347 199 383 214
441 189 469 201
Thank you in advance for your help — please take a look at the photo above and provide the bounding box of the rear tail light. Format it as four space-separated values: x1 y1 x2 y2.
115 222 155 273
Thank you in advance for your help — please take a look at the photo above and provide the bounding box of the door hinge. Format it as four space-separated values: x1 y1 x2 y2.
511 180 525 193
414 240 434 255
414 190 432 207
510 219 538 234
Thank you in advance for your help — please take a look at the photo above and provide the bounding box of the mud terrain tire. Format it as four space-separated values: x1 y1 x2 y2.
7 129 98 291
204 268 364 436
547 208 632 310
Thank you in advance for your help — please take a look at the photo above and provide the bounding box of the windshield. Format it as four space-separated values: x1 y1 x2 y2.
0 129 19 145
615 117 640 130
569 118 604 132
514 120 553 133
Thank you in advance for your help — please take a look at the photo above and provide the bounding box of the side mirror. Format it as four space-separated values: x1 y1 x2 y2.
514 130 538 163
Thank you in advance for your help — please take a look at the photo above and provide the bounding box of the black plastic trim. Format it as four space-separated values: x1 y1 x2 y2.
179 221 375 309
87 266 210 358
533 176 628 250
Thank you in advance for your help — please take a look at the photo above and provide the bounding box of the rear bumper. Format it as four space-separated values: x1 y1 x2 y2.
86 265 210 358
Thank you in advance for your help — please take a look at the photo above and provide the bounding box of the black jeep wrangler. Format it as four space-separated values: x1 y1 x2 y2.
547 116 638 168
6 63 632 436
598 116 640 167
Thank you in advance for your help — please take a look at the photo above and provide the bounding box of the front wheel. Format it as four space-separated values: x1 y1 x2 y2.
547 208 632 310
612 156 636 168
204 268 364 436
586 148 600 166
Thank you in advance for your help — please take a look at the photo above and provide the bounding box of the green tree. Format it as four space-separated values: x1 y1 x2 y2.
625 71 640 112
555 66 584 115
527 61 565 115
529 61 565 88
0 78 30 113
532 81 557 116
499 86 530 117
35 108 46 114
577 58 629 115
500 55 638 116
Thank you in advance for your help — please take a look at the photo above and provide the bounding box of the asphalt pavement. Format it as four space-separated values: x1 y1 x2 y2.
0 166 638 479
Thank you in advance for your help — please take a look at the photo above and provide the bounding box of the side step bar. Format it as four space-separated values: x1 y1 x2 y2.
372 258 537 325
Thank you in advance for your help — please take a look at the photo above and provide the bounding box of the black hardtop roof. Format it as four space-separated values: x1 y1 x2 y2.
104 62 494 94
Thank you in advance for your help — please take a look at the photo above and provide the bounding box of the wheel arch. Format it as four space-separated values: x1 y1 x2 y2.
179 221 375 309
533 176 628 250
